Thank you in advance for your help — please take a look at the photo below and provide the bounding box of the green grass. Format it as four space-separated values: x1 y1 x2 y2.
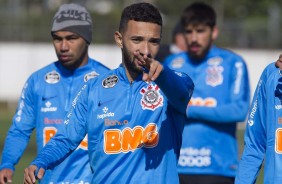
0 108 263 183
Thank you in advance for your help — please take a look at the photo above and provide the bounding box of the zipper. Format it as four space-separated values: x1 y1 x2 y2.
65 75 73 112
124 81 134 118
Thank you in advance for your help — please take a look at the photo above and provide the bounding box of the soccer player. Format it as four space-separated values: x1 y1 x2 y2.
235 55 282 183
163 2 250 184
23 2 194 184
0 3 109 184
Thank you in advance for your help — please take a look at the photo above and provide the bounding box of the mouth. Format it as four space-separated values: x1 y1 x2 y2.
131 59 145 73
189 45 201 53
59 55 71 62
136 60 144 67
133 56 144 68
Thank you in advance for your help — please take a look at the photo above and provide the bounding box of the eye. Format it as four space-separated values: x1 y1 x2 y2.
185 29 192 35
66 35 80 41
131 37 142 43
196 29 205 33
150 39 161 45
52 36 62 42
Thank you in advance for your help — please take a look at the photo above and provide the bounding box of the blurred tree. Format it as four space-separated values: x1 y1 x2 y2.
0 0 281 48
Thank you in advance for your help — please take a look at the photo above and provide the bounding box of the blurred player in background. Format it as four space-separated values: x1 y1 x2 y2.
0 3 109 184
164 2 250 184
235 55 282 184
155 21 187 62
23 2 194 184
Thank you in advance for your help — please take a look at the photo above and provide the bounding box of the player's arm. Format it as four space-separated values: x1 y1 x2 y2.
0 77 36 183
154 65 194 114
134 51 194 114
235 67 268 184
187 59 250 123
23 83 90 183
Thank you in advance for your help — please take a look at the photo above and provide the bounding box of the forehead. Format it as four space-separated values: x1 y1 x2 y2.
52 31 79 37
185 24 210 30
123 20 161 38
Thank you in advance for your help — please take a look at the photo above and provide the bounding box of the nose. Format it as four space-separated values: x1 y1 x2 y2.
190 31 197 42
60 39 69 51
139 42 151 57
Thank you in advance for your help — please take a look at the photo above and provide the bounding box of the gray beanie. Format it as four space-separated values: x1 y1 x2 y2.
51 3 93 44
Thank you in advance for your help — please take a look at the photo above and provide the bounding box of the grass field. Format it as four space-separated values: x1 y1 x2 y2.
0 107 264 183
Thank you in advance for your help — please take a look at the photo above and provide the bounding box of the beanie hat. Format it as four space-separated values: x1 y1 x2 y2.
51 3 93 44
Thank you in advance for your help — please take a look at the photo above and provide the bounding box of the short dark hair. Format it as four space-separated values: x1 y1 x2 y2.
181 2 216 28
119 2 162 33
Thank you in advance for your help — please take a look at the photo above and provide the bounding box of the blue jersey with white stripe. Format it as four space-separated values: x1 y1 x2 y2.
236 63 282 184
164 46 250 177
30 65 194 184
0 58 109 184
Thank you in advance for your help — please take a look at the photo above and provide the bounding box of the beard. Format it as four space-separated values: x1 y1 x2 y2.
188 38 213 61
122 44 143 76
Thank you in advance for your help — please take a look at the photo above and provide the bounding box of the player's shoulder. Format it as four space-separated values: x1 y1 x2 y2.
163 52 187 67
28 61 59 81
88 58 110 72
214 46 245 62
254 62 280 87
263 62 279 78
166 51 187 61
215 47 242 58
86 67 116 87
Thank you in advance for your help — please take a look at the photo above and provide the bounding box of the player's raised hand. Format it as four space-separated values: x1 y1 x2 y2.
134 50 163 82
275 54 282 69
24 165 45 184
0 169 13 184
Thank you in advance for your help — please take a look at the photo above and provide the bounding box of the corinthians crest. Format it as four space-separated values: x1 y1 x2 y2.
206 65 223 87
206 57 224 87
140 84 163 110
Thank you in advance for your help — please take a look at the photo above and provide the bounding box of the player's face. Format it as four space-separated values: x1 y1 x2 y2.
52 31 88 70
115 20 161 75
184 24 218 60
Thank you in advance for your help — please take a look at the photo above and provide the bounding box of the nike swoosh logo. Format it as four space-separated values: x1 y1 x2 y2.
42 95 57 101
98 99 114 106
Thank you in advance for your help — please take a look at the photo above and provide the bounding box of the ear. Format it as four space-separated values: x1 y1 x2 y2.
114 31 123 48
212 26 219 40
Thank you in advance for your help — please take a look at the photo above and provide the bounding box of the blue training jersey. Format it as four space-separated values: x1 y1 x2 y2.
0 58 109 184
164 46 250 177
30 64 194 184
236 63 282 184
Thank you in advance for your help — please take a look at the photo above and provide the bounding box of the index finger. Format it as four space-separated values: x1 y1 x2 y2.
133 50 152 69
142 53 153 67
133 50 146 64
